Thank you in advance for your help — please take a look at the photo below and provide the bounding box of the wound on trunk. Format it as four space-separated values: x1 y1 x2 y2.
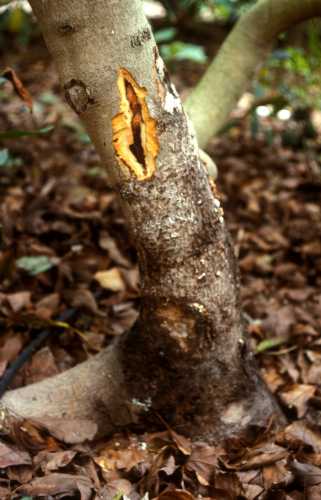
112 68 159 180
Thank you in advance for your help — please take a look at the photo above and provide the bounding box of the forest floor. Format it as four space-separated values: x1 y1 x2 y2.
1 38 321 500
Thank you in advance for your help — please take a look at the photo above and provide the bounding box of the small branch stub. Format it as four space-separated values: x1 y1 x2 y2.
112 68 159 181
64 79 95 114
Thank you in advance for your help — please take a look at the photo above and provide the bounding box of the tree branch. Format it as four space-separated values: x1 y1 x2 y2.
185 0 321 149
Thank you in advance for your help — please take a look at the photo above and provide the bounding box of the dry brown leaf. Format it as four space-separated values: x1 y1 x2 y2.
17 473 93 500
35 292 60 320
33 417 98 444
99 232 131 267
6 291 31 313
24 346 59 384
0 441 31 468
35 449 77 473
211 472 245 499
0 333 23 374
2 67 33 110
262 459 293 490
68 287 104 316
95 441 147 473
157 489 195 500
279 384 315 417
186 442 220 485
13 419 60 452
289 460 321 487
99 479 133 500
169 429 192 456
94 268 126 292
280 421 321 453
230 442 288 471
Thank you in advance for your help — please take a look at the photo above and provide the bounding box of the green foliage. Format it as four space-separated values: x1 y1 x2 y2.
158 0 256 22
160 40 207 64
263 48 321 108
0 4 35 47
256 337 288 353
155 0 256 64
0 148 22 169
155 25 207 64
261 22 321 109
0 125 54 140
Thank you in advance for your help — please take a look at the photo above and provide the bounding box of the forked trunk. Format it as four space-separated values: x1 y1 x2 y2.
2 0 283 442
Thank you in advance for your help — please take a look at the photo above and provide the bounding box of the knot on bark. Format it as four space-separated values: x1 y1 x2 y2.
64 79 95 115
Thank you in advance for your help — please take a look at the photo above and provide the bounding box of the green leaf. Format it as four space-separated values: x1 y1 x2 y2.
39 91 58 105
161 41 207 64
16 256 56 276
256 337 288 353
154 27 177 43
0 148 9 166
0 125 54 140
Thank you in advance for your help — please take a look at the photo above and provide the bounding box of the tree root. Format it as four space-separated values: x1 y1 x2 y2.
0 342 132 438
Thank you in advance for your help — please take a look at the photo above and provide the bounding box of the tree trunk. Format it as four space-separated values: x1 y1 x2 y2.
1 0 283 443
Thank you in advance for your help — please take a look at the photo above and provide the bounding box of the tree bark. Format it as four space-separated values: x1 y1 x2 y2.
1 0 283 442
185 0 321 149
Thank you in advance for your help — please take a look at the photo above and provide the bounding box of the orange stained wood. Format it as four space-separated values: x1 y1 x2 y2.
112 68 159 180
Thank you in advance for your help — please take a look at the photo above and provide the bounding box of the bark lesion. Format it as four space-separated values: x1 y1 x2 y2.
112 68 159 180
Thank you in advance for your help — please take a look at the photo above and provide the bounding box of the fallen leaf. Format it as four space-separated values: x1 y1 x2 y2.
231 442 288 471
35 293 60 320
17 473 93 500
95 443 146 473
34 417 98 444
280 421 321 453
99 479 133 500
99 232 131 267
0 441 31 468
289 460 321 487
169 429 192 456
6 291 31 313
94 268 126 292
0 333 23 375
279 384 315 417
256 336 287 353
13 419 60 452
2 67 33 110
16 255 57 276
24 347 59 384
186 442 220 485
35 450 77 473
68 287 104 316
262 459 293 489
157 489 195 500
211 472 244 499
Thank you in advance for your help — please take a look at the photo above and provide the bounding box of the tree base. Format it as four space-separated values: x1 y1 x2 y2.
0 325 285 444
